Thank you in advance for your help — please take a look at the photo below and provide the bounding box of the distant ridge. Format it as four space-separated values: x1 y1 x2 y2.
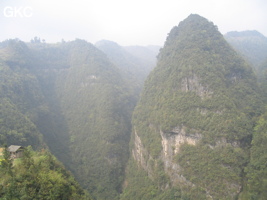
225 30 267 70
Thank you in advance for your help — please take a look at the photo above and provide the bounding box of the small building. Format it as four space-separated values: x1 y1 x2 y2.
8 145 24 159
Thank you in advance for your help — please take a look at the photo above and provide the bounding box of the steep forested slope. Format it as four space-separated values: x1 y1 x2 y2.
225 31 267 72
241 59 267 200
0 40 45 148
54 40 135 199
0 40 92 199
258 59 267 100
122 14 263 200
225 31 267 107
0 39 137 199
241 110 267 200
26 39 137 199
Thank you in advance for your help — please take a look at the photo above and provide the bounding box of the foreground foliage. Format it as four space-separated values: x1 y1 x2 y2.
0 147 91 200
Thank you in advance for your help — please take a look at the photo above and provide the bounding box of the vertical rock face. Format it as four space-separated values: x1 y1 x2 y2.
161 126 202 155
125 14 263 199
132 130 146 169
160 126 202 186
132 129 154 177
180 74 213 98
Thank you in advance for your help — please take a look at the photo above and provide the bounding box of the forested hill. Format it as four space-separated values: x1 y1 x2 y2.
225 30 267 72
52 40 135 199
224 31 267 103
0 39 143 199
0 40 45 149
121 14 264 200
0 40 91 199
1 15 267 200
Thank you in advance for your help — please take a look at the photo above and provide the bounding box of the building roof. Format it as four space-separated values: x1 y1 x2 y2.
8 145 23 153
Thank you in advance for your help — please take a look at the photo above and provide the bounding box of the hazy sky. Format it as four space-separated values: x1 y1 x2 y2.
1 0 266 46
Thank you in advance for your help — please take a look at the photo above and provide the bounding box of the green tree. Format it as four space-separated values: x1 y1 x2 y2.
244 112 267 199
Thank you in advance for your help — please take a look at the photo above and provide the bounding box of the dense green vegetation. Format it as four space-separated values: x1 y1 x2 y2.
121 158 185 200
1 14 267 200
243 110 267 199
133 14 262 157
225 31 267 73
0 38 148 199
238 52 267 198
225 31 267 103
53 40 136 199
255 59 267 104
125 14 264 199
0 146 90 199
0 40 45 149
